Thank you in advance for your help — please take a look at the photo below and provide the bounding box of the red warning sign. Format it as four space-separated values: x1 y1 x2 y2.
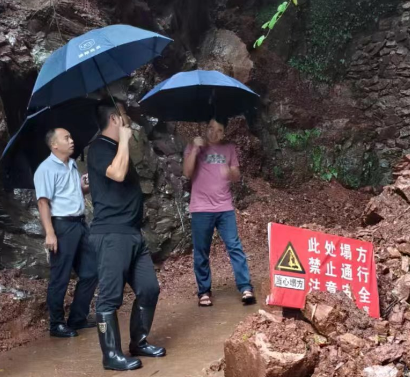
268 223 380 318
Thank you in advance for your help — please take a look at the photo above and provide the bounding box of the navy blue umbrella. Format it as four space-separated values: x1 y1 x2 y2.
29 24 172 110
139 70 259 122
1 98 100 189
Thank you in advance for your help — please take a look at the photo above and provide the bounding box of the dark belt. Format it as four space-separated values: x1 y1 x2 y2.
52 215 85 223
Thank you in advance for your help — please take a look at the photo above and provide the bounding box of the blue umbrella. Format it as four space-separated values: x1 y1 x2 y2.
28 24 172 110
139 70 259 123
1 98 100 189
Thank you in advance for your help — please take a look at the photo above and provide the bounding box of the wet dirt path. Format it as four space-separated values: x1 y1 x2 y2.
0 287 259 377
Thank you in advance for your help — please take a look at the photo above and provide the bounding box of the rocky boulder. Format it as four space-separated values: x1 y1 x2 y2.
302 291 374 339
198 29 253 84
225 290 409 377
224 312 319 377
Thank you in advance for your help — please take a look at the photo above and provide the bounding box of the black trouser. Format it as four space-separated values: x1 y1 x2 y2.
90 232 160 313
48 218 98 330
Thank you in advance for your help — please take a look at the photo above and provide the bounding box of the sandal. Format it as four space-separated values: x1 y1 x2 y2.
242 290 256 305
198 293 213 307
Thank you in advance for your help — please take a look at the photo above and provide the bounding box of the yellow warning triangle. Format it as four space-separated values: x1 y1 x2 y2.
275 242 306 274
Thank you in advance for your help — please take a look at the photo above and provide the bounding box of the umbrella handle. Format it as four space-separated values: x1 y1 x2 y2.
209 88 217 120
92 57 122 117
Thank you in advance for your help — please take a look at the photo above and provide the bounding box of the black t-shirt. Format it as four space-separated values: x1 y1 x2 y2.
87 135 143 234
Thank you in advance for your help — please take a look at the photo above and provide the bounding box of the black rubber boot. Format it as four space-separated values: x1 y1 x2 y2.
97 311 142 371
129 302 166 357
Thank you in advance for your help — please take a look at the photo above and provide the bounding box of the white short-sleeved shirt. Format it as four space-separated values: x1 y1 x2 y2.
33 153 85 217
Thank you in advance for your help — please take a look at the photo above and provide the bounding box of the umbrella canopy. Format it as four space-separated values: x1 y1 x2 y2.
29 24 172 110
1 98 100 190
139 70 259 122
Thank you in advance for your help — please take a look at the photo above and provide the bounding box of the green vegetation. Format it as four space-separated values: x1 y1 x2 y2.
273 126 382 187
310 146 323 174
310 146 338 182
254 0 298 48
290 0 399 82
288 57 331 83
278 127 321 151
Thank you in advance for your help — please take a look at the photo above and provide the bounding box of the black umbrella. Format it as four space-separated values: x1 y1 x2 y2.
1 98 100 190
139 70 259 122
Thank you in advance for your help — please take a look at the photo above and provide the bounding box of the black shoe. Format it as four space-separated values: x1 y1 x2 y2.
97 311 142 371
129 303 166 358
50 324 78 338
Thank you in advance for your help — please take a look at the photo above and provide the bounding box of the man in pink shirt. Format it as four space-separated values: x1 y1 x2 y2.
183 117 255 307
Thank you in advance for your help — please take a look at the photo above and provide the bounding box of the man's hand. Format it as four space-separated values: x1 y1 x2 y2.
81 173 89 189
119 121 133 144
193 137 205 149
118 106 131 128
81 173 90 195
45 232 58 253
183 137 204 178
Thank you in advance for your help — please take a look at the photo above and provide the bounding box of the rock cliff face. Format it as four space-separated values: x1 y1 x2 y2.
0 0 410 276
347 2 410 187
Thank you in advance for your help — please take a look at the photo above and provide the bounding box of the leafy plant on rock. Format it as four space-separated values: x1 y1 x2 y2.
254 0 298 48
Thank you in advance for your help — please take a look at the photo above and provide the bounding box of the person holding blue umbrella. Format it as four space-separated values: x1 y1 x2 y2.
140 70 258 306
87 98 165 371
183 116 256 307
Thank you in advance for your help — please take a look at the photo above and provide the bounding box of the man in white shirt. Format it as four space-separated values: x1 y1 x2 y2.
34 128 97 338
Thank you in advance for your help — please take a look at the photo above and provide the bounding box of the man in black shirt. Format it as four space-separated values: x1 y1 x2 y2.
88 98 165 371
